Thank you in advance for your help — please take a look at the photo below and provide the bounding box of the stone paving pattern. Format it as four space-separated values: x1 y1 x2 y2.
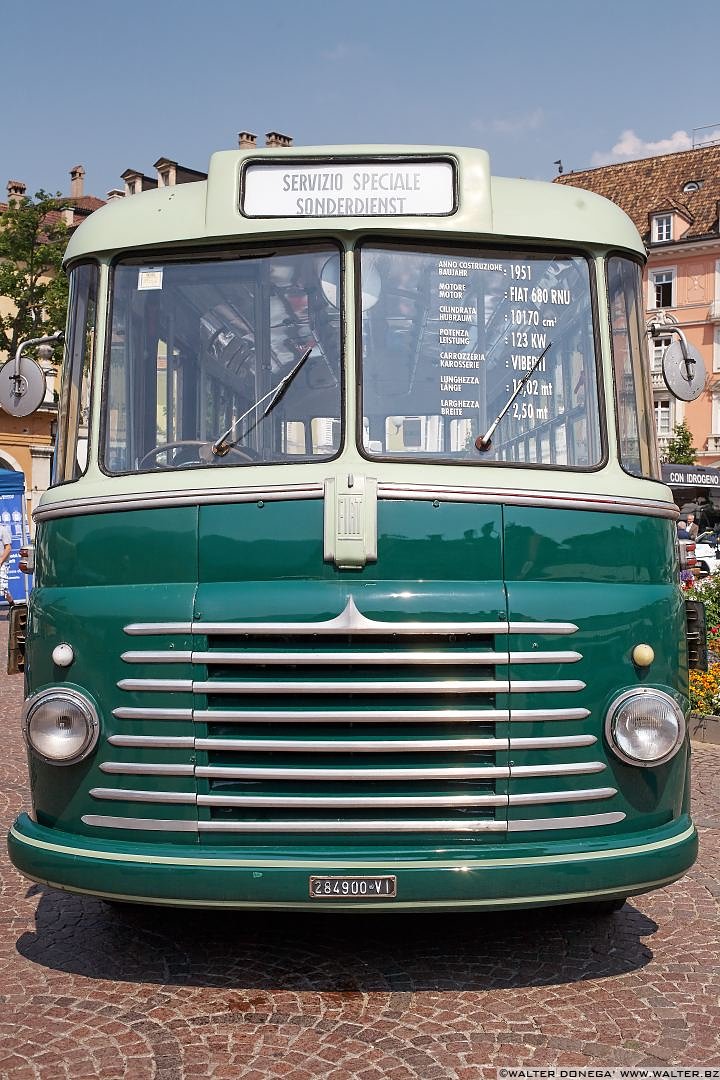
1 619 719 1077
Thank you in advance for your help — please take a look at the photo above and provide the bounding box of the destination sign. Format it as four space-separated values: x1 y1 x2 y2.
242 160 456 217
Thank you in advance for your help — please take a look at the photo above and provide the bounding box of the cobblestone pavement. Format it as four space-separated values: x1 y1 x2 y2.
1 620 719 1078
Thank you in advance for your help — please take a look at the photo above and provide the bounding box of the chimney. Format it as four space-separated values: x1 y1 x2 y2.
238 131 257 149
106 188 125 200
265 131 293 148
6 179 27 205
70 165 85 198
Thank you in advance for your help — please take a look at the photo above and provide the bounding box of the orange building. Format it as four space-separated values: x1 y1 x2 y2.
556 145 720 463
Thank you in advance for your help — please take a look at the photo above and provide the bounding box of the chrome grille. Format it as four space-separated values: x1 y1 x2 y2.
83 600 624 836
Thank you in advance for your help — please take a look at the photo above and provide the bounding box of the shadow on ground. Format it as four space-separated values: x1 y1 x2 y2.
15 884 657 993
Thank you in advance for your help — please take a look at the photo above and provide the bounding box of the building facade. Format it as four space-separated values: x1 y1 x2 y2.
0 170 104 525
556 144 720 463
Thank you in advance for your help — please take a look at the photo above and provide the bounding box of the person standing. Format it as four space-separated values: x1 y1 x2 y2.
686 513 699 540
0 522 13 609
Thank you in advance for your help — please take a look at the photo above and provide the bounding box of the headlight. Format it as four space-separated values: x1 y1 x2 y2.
23 689 99 765
605 689 685 767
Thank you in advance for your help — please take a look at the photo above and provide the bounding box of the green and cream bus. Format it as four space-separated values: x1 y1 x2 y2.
6 146 700 910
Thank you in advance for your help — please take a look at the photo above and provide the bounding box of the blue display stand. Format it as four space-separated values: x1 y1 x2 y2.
0 469 31 605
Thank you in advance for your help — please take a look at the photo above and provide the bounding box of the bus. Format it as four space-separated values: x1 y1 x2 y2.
6 145 700 911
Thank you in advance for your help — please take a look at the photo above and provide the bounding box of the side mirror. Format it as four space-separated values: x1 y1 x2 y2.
649 322 706 402
0 331 63 417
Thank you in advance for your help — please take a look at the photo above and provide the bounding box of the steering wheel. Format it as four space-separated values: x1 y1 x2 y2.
138 440 260 468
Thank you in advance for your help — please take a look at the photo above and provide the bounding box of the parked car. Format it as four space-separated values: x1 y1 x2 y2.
695 538 720 575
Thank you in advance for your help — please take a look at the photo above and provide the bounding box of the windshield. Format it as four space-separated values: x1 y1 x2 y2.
102 246 342 474
359 245 601 468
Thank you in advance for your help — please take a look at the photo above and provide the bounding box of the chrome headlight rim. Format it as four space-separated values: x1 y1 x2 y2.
604 687 686 768
23 687 100 766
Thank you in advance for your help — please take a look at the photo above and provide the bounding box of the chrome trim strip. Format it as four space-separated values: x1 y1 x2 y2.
112 707 194 721
186 678 585 695
82 816 198 832
100 763 195 776
193 736 508 752
194 765 510 780
192 761 604 781
36 482 675 524
196 819 506 833
90 788 195 804
377 482 677 520
510 680 585 693
122 651 193 664
193 708 506 723
190 707 590 724
117 679 193 692
193 678 511 694
103 734 594 753
107 736 195 748
120 648 582 666
508 734 596 749
81 815 507 833
196 649 504 665
507 787 616 805
507 812 626 831
79 812 625 833
34 483 325 523
123 598 578 638
510 708 590 722
198 793 504 808
511 762 605 777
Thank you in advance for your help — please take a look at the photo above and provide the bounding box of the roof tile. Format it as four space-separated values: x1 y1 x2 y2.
555 144 720 243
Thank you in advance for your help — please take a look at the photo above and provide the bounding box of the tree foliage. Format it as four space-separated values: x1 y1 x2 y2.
664 420 697 465
0 190 69 362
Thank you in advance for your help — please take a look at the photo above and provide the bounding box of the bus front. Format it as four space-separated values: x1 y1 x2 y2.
8 147 697 910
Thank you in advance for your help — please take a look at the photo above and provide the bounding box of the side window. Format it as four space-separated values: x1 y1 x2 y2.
650 268 675 309
607 256 660 480
53 263 98 484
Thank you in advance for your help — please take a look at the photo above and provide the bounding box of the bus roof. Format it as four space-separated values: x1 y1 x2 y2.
64 145 644 264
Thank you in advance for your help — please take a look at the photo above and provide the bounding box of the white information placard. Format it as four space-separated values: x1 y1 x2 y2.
242 160 456 218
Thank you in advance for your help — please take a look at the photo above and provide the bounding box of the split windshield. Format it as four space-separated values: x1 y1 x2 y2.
100 241 601 475
359 245 601 467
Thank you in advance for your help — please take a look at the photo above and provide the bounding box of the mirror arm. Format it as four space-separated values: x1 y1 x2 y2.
12 331 64 383
648 322 694 371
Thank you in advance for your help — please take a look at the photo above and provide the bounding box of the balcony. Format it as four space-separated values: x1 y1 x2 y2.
705 435 720 454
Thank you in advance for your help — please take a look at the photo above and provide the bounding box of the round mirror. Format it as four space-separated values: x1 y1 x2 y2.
662 340 706 402
320 256 381 311
0 357 47 417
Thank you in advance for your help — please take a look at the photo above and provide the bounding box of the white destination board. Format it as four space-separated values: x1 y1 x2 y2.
242 160 456 217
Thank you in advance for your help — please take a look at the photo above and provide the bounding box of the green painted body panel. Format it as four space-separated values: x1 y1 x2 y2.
9 498 697 908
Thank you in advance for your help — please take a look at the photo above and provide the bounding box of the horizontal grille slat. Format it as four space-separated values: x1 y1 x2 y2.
81 811 625 834
121 649 582 666
117 678 586 694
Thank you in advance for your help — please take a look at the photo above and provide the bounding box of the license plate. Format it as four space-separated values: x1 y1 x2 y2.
309 875 397 899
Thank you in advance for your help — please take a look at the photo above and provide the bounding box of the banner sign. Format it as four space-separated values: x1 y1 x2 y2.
662 464 720 487
242 160 456 218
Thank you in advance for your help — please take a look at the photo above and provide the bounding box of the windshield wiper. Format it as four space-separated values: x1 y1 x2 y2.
212 345 314 457
474 342 552 452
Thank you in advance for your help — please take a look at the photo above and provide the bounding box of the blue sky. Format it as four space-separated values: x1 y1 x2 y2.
3 0 719 200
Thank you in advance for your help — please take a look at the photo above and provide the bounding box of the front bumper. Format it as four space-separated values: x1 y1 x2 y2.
8 813 698 911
